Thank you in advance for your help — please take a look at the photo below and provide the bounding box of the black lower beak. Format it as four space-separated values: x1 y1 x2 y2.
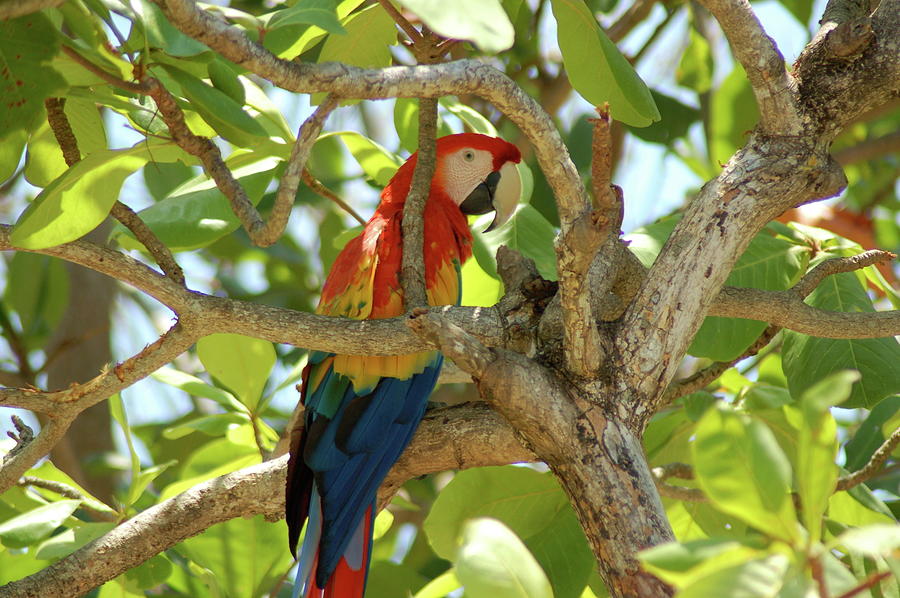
459 171 501 216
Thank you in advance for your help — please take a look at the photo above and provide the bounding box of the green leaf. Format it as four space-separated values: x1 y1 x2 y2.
125 554 174 589
678 554 790 597
126 460 177 506
625 90 700 145
474 204 558 281
266 0 365 58
162 413 249 439
461 241 503 307
550 0 659 127
177 515 293 598
693 405 800 543
397 0 515 53
23 120 67 188
151 367 247 413
34 522 116 559
320 131 402 186
413 570 461 598
440 97 498 136
4 252 69 348
207 59 245 106
63 96 107 156
677 27 713 93
159 425 260 500
197 334 276 409
783 272 900 409
135 0 209 56
794 371 858 543
317 4 395 68
264 0 345 33
425 467 570 560
162 65 269 146
455 518 553 598
710 64 758 165
845 395 900 471
835 524 900 557
524 501 595 598
0 127 27 183
0 13 67 136
0 499 80 548
11 141 192 249
639 538 759 587
0 548 46 584
114 154 280 252
25 461 115 517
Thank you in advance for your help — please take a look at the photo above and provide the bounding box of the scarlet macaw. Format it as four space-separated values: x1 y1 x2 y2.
287 133 522 597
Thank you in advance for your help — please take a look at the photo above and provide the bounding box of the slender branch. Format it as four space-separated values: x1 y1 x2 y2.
0 417 75 497
376 0 424 44
664 324 779 402
834 131 900 165
607 0 658 42
301 170 366 225
836 425 900 491
60 46 146 94
834 571 894 598
400 97 437 310
17 477 118 522
696 0 800 134
109 202 185 284
45 90 185 283
267 94 339 246
793 249 894 298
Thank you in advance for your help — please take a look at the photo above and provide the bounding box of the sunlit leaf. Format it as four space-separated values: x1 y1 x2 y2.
0 500 80 548
397 0 514 53
550 0 659 127
11 141 192 249
197 334 276 409
0 13 67 136
456 518 553 598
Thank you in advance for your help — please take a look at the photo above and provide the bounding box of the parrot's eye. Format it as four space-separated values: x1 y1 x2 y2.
462 150 475 162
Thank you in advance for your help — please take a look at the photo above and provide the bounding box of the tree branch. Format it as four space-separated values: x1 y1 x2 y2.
696 0 800 134
301 170 366 225
834 131 900 165
400 98 437 309
0 0 66 20
836 425 900 491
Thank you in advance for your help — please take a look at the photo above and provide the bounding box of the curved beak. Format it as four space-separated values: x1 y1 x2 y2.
458 161 522 232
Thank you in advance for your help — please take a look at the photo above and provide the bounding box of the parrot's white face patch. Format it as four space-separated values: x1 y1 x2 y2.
442 147 496 205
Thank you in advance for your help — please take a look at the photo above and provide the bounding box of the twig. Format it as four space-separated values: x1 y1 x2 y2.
696 0 800 134
793 250 895 298
810 556 829 598
60 46 146 94
651 463 707 502
3 415 34 460
664 324 779 402
268 95 340 245
376 0 424 44
836 425 900 491
0 416 75 496
834 571 894 598
834 131 900 165
608 0 658 42
17 476 118 522
400 97 437 310
301 170 366 225
44 94 185 283
109 202 185 284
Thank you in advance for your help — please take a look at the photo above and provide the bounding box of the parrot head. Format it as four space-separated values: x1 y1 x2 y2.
435 133 523 232
386 133 523 232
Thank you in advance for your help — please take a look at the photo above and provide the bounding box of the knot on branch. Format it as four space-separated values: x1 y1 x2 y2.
3 415 34 463
407 312 495 378
825 17 875 58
